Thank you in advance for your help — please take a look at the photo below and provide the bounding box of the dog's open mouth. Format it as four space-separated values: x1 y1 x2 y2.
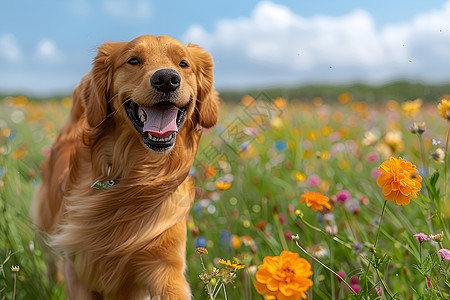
126 100 188 152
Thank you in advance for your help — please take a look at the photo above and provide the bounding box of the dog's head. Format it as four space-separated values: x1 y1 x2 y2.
82 35 218 152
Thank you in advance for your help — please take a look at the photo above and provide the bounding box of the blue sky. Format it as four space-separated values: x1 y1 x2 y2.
1 0 450 95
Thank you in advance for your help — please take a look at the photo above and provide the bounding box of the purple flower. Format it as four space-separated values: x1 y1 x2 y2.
413 233 430 243
437 248 450 260
336 190 351 203
335 271 345 283
351 284 361 294
350 275 359 285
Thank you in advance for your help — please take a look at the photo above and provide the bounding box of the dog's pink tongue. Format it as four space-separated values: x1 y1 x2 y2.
141 105 178 138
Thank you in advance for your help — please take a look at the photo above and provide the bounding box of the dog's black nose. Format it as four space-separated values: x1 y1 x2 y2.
150 69 181 93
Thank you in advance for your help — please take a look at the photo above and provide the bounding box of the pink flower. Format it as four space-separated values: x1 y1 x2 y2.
284 230 293 241
307 174 322 187
437 248 450 260
366 152 379 163
351 285 361 294
371 168 381 178
279 213 286 225
350 276 359 285
413 233 430 242
335 271 345 283
336 190 351 203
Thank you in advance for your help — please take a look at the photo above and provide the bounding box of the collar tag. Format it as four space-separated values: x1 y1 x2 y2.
91 165 115 190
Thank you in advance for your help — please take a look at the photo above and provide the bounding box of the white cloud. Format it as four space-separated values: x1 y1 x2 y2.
35 39 65 62
103 0 151 21
0 33 22 63
184 1 450 87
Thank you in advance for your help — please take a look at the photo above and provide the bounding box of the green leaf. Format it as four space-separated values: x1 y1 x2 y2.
429 170 439 187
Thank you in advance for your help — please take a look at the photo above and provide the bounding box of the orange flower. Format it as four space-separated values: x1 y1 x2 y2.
255 250 313 300
376 157 422 205
204 165 216 178
437 98 450 121
195 247 208 255
299 192 331 212
337 92 352 104
11 145 28 160
215 180 232 190
272 97 287 110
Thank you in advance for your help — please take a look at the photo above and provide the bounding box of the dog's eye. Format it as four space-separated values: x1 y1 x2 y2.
127 58 140 65
179 61 189 68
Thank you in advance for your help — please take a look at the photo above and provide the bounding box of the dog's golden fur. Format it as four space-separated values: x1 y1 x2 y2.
30 35 218 299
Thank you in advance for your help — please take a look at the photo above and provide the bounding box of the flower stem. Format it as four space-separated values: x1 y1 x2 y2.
419 242 423 267
294 241 357 295
297 215 352 249
200 255 207 271
373 200 387 250
436 259 446 299
363 200 387 295
375 268 394 299
444 127 450 206
222 283 228 300
275 215 288 250
330 239 335 299
12 273 16 300
417 133 428 178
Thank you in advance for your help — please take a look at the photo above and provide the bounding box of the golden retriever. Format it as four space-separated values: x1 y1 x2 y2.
30 35 218 299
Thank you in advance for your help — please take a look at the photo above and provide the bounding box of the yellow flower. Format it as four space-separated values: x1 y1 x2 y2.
299 192 331 212
295 172 306 182
437 98 450 121
219 258 245 270
61 97 73 109
215 180 232 190
11 145 28 160
270 117 284 129
401 98 422 116
255 250 313 300
377 157 422 205
230 235 242 249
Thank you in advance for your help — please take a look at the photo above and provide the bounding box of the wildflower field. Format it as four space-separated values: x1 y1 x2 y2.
0 92 449 299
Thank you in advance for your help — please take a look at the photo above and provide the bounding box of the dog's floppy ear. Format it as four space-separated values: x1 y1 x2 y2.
80 42 123 128
187 44 219 129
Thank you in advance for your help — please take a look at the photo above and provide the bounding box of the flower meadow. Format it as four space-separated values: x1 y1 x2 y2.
0 93 450 299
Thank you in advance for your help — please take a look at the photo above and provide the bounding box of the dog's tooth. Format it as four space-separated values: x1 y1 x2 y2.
138 107 147 123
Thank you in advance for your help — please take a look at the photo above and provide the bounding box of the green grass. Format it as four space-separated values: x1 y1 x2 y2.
0 93 449 299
